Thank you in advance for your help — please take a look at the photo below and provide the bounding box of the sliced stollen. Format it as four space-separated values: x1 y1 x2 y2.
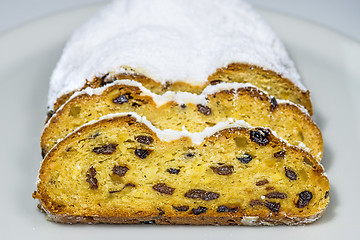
34 113 329 225
41 81 322 160
47 0 313 115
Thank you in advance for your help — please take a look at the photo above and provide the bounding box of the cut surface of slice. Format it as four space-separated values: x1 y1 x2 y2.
34 114 329 225
41 81 321 159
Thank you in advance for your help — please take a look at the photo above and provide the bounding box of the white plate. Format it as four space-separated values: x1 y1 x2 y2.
0 3 359 239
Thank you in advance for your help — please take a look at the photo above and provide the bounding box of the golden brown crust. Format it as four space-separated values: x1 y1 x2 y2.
48 63 312 118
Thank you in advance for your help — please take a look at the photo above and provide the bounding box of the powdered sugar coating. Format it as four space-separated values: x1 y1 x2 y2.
48 0 304 108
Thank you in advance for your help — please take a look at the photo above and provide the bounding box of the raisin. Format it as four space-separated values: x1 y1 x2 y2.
266 201 280 212
172 205 189 212
185 189 206 199
202 191 220 201
112 94 129 104
274 151 286 158
266 186 275 191
99 73 111 86
270 96 278 111
250 199 264 207
152 183 175 195
93 143 117 154
325 191 329 199
184 189 219 201
158 208 165 216
285 168 297 180
135 149 150 159
250 129 271 146
167 168 180 174
132 102 141 107
112 165 129 177
47 110 54 119
217 205 238 213
296 191 313 208
256 179 269 186
211 165 234 175
41 148 46 158
197 104 211 116
237 153 253 163
125 183 136 187
109 190 121 194
265 192 287 199
210 80 222 85
180 104 186 108
192 206 207 215
86 167 98 190
135 135 154 145
185 152 195 158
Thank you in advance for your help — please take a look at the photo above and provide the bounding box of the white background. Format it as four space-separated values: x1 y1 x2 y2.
0 0 360 42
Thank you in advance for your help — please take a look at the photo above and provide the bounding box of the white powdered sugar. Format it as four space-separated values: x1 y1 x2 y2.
48 0 305 108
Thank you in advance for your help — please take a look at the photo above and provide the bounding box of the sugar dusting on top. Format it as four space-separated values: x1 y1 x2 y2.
48 0 304 107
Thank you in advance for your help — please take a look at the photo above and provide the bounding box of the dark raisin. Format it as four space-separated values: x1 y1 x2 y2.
135 149 150 159
131 102 141 107
185 152 195 158
41 148 46 158
109 190 121 194
210 80 222 85
125 183 136 187
185 189 206 199
266 201 280 212
112 94 129 104
140 220 155 224
250 128 271 146
250 199 264 207
325 191 329 199
180 104 186 108
192 206 207 215
197 104 211 116
274 151 286 158
167 168 180 174
211 165 234 175
184 189 219 201
202 191 220 201
158 208 165 216
99 73 110 86
152 183 175 195
285 168 297 180
256 179 269 186
93 143 118 154
172 205 189 212
265 192 287 199
86 167 98 190
135 135 154 145
47 110 55 119
89 132 100 139
296 191 313 208
217 205 238 213
237 153 253 163
112 165 129 177
270 96 278 111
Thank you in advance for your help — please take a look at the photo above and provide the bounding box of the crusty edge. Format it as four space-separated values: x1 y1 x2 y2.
48 63 312 116
36 201 327 225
